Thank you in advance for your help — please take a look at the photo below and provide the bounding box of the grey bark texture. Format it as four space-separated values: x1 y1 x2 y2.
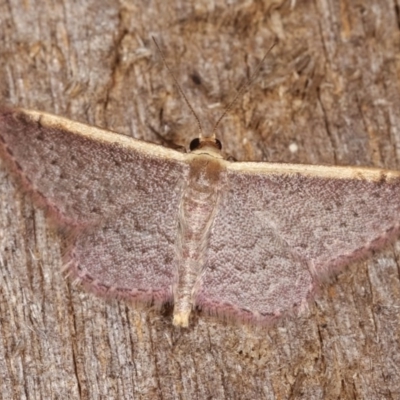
1 0 400 399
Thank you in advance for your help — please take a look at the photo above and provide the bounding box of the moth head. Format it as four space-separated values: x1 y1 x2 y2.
189 137 225 159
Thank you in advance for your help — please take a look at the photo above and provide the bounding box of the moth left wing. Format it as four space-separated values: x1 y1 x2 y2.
0 106 189 227
196 162 400 324
0 106 191 306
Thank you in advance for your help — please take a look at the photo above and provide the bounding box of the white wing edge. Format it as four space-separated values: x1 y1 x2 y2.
226 160 400 182
19 108 189 162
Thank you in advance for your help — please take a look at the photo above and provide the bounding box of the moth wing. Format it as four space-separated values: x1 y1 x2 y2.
70 209 179 304
0 107 189 225
196 162 400 323
0 107 190 303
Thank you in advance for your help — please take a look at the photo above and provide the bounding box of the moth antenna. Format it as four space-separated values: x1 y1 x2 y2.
211 38 278 139
152 37 204 140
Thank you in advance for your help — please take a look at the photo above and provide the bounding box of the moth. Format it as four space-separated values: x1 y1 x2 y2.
1 104 400 327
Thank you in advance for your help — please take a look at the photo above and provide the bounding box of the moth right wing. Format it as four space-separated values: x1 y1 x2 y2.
197 162 400 324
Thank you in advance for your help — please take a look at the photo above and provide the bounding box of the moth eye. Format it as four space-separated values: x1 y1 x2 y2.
189 138 200 151
189 138 222 151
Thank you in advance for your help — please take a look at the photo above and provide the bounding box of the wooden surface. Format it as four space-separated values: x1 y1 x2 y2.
1 0 400 398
